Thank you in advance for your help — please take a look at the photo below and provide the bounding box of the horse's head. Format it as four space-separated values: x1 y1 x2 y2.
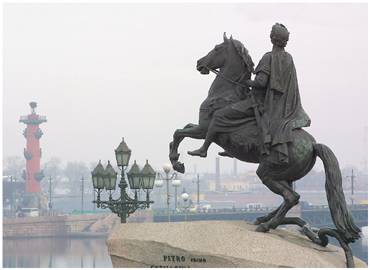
197 33 254 78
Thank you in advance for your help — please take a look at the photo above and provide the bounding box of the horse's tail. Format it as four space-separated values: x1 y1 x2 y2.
314 143 361 243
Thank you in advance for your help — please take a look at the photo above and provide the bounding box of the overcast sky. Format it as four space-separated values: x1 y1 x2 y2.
3 3 368 174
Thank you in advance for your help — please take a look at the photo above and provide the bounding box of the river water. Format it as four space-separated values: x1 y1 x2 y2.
3 234 368 267
3 237 112 268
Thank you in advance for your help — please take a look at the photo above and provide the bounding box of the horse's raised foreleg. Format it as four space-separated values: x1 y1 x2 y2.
169 123 197 161
170 124 206 159
169 124 207 173
256 180 300 232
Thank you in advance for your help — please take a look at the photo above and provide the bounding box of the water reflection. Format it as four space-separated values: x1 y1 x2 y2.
3 237 112 268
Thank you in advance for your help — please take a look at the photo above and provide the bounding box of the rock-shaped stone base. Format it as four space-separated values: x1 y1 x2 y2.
106 221 366 268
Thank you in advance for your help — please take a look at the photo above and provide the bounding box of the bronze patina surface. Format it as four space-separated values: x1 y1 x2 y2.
169 24 361 267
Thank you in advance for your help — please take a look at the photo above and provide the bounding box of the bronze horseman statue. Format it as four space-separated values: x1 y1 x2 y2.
169 24 361 267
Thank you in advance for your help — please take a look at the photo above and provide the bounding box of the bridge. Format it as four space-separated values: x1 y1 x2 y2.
152 204 368 228
300 204 368 228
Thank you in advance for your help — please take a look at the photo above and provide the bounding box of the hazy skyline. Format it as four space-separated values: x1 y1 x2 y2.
3 3 368 174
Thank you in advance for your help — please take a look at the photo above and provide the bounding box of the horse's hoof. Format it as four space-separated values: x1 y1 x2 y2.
253 218 264 225
255 224 270 233
173 162 185 174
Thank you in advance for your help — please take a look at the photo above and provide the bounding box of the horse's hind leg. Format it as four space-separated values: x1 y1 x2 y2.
256 179 300 232
254 180 297 225
254 204 283 225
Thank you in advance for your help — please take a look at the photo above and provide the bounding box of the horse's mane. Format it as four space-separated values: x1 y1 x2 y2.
230 39 255 77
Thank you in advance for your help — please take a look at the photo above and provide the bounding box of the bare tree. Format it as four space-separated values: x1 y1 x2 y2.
41 157 63 193
64 161 90 195
3 156 25 180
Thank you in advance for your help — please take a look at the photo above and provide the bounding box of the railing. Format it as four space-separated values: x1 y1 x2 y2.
153 204 368 216
302 204 368 211
152 204 368 227
153 206 276 216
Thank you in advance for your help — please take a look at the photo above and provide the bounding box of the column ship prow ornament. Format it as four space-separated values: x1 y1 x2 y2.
168 27 362 267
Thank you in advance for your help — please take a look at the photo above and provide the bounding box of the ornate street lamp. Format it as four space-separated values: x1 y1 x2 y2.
91 160 105 207
181 190 189 202
155 180 164 188
127 160 142 196
181 189 190 221
91 138 155 223
141 160 156 201
115 137 131 167
172 179 182 210
157 163 177 222
104 161 118 192
154 179 164 208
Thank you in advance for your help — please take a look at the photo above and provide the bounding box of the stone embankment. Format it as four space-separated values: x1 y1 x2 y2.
3 213 122 238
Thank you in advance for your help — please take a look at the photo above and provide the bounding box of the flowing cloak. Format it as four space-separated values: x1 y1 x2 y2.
258 49 311 164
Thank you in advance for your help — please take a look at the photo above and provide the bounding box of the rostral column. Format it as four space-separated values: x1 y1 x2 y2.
19 102 47 193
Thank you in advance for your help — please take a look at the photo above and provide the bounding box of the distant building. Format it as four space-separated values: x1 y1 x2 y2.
207 170 260 192
220 179 250 192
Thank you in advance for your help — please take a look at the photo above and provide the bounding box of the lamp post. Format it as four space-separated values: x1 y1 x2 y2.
91 138 155 223
154 180 164 208
48 176 52 214
81 176 84 214
172 179 181 211
346 169 355 206
192 174 200 207
157 163 177 222
181 189 190 221
93 188 96 212
11 176 15 216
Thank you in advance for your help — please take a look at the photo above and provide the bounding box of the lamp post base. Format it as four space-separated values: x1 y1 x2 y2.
120 215 126 223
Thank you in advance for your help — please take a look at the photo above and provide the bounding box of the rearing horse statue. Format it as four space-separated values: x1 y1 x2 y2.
168 33 361 267
169 33 255 170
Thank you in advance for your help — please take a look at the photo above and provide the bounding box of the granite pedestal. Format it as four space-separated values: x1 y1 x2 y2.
107 221 366 268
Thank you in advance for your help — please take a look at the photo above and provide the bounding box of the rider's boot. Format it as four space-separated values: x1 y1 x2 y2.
187 148 208 157
187 140 212 158
218 151 233 158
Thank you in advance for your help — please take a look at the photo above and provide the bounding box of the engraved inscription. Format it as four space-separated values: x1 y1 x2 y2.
150 255 208 267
